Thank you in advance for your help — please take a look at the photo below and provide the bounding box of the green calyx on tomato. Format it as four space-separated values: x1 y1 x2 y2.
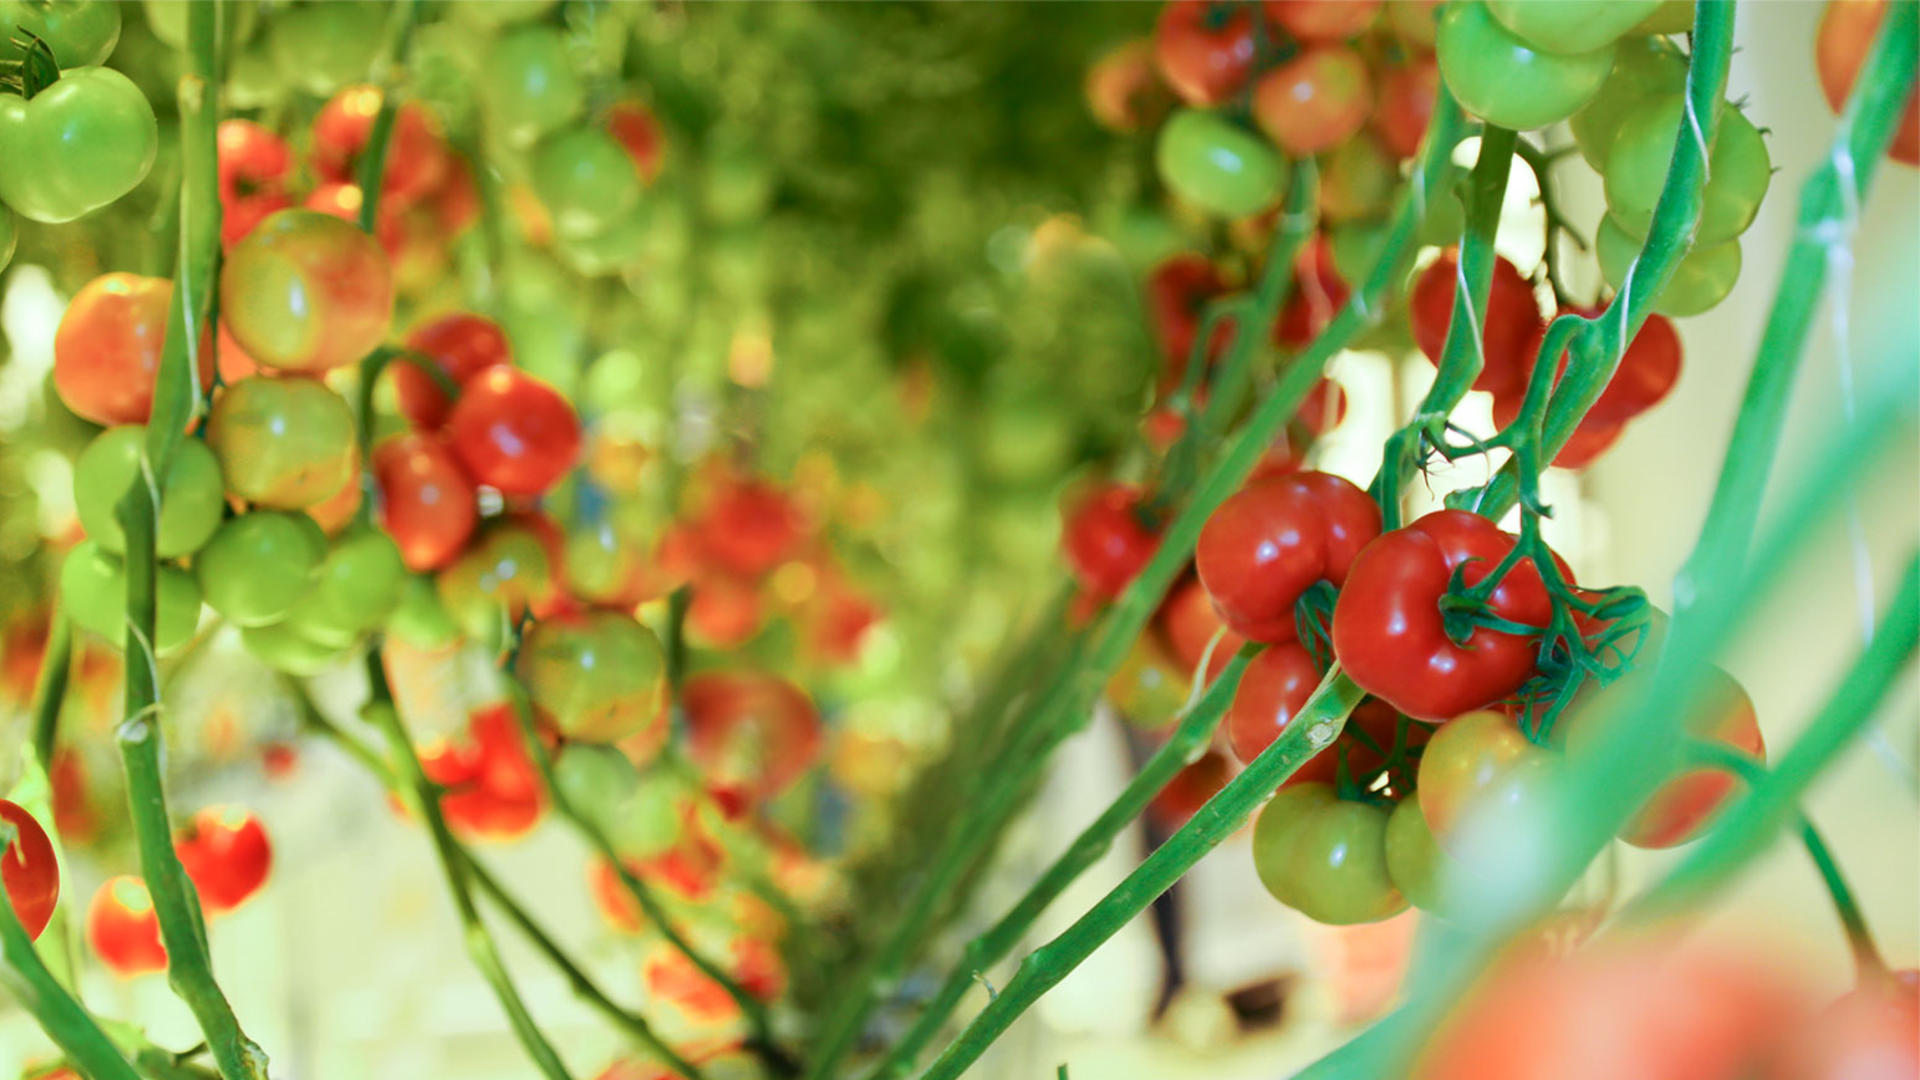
0 65 158 224
1435 1 1616 132
73 425 224 559
195 512 328 628
2 0 122 68
1156 108 1286 220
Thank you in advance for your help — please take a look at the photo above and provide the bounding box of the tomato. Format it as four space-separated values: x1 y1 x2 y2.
195 512 328 627
1151 748 1236 824
174 805 270 914
1265 0 1381 41
0 66 157 223
1435 1 1615 131
1384 0 1445 45
1227 642 1327 764
1108 636 1192 729
1408 250 1543 396
394 312 512 430
1484 0 1661 55
1765 970 1920 1080
445 366 581 496
72 426 224 558
1413 708 1557 844
697 478 808 579
283 528 406 648
415 704 546 842
436 515 564 643
1596 213 1742 317
0 800 58 940
216 119 295 247
515 611 668 745
221 209 394 373
1606 99 1771 246
1546 307 1681 425
303 452 363 536
53 273 214 427
1145 253 1229 369
1252 782 1407 925
1253 45 1374 156
482 27 585 146
681 672 824 809
264 1 383 95
1633 0 1695 34
1153 0 1257 106
0 207 13 272
1490 390 1624 469
87 877 166 977
207 375 358 510
1196 470 1381 643
60 540 202 654
1157 108 1287 219
1568 35 1687 167
1333 511 1566 720
1817 0 1920 165
1156 575 1248 684
1273 235 1353 350
687 573 768 649
642 934 783 1026
1297 377 1350 436
387 573 461 652
238 620 350 676
531 125 643 240
0 0 121 67
311 86 448 207
604 100 665 183
553 743 640 833
1317 133 1397 224
373 433 478 573
1062 483 1161 602
1383 794 1453 913
1371 56 1439 159
1085 38 1169 134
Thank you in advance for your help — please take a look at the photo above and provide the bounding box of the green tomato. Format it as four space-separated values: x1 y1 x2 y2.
195 512 326 627
1568 34 1687 168
387 573 460 652
0 66 158 224
1253 782 1408 925
554 743 641 832
1384 795 1454 914
514 611 667 744
1156 108 1286 220
482 27 583 147
561 523 640 606
554 207 651 277
1631 0 1694 35
1330 218 1392 284
266 2 384 97
1415 182 1467 248
0 207 12 270
1435 1 1615 132
240 619 350 676
1484 0 1661 55
60 539 201 653
531 126 642 240
610 767 698 858
205 375 357 511
73 426 224 558
1318 134 1396 224
1596 213 1741 317
1604 97 1771 246
449 0 554 27
2 0 121 67
283 528 405 647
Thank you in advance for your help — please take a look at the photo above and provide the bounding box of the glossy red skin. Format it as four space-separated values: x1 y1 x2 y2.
1196 470 1382 643
1273 235 1351 349
446 366 581 496
1151 748 1236 824
87 877 167 977
1155 0 1258 107
698 479 808 578
1333 510 1565 721
1371 56 1438 160
216 119 294 246
1146 253 1229 371
1265 0 1381 39
53 274 214 426
1156 575 1247 683
1491 390 1625 470
395 312 512 430
1766 970 1919 1080
1227 642 1327 765
0 800 58 940
1409 251 1543 396
1062 484 1161 602
604 101 665 184
1817 0 1919 165
417 704 545 841
1253 45 1374 156
682 672 824 807
311 86 448 206
174 806 271 914
373 432 479 572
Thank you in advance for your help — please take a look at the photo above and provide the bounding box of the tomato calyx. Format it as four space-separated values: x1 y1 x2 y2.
2 31 59 99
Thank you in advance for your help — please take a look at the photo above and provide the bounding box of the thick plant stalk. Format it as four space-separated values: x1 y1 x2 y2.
869 648 1254 1078
360 653 575 1080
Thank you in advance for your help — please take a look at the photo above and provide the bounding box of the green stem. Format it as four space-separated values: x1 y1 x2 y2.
360 651 575 1080
355 0 422 234
869 648 1253 1080
28 612 70 771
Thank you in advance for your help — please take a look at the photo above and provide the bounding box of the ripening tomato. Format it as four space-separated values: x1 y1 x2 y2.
207 375 358 510
681 672 824 810
1266 0 1381 40
1383 794 1454 913
1409 250 1543 396
53 273 214 426
1062 483 1161 602
174 805 271 914
1371 55 1439 159
1434 1 1615 131
220 208 394 374
1413 709 1553 847
311 86 448 206
1333 511 1567 721
1764 970 1920 1080
446 366 581 496
216 119 294 246
1318 131 1398 225
0 800 58 940
516 612 668 744
697 478 808 579
72 425 224 558
1154 0 1257 106
1817 0 1920 165
1146 253 1230 369
373 433 479 572
604 100 665 184
436 514 565 643
1156 575 1248 684
394 312 512 430
1253 45 1374 156
195 511 328 627
1086 39 1170 134
1252 782 1407 925
1296 377 1350 436
687 573 768 649
1196 470 1381 643
87 876 167 977
1273 234 1351 350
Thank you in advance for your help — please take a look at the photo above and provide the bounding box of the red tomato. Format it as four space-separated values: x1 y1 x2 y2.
1273 235 1352 350
1408 250 1543 396
1145 253 1229 369
216 119 294 246
1816 0 1919 166
302 182 406 258
1062 483 1161 602
1156 575 1248 683
1086 38 1170 133
53 273 214 426
394 312 513 430
1266 0 1381 39
697 479 808 578
373 433 479 572
1151 748 1236 825
642 934 785 1026
1765 970 1919 1080
49 749 100 846
1371 55 1439 159
221 208 395 374
806 585 882 666
1253 45 1374 156
1297 377 1349 435
687 573 767 648
1332 510 1566 720
0 800 58 940
681 672 824 809
604 101 665 184
417 704 546 842
446 366 581 495
1196 470 1382 643
1154 0 1258 106
1490 390 1625 470
87 877 167 977
1227 642 1328 765
430 154 482 236
174 805 271 914
310 86 448 205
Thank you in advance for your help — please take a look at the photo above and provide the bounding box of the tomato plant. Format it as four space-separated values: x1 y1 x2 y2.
1252 782 1407 925
1253 45 1374 156
72 425 224 558
1153 0 1257 107
1197 470 1380 642
681 672 824 811
395 312 513 429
